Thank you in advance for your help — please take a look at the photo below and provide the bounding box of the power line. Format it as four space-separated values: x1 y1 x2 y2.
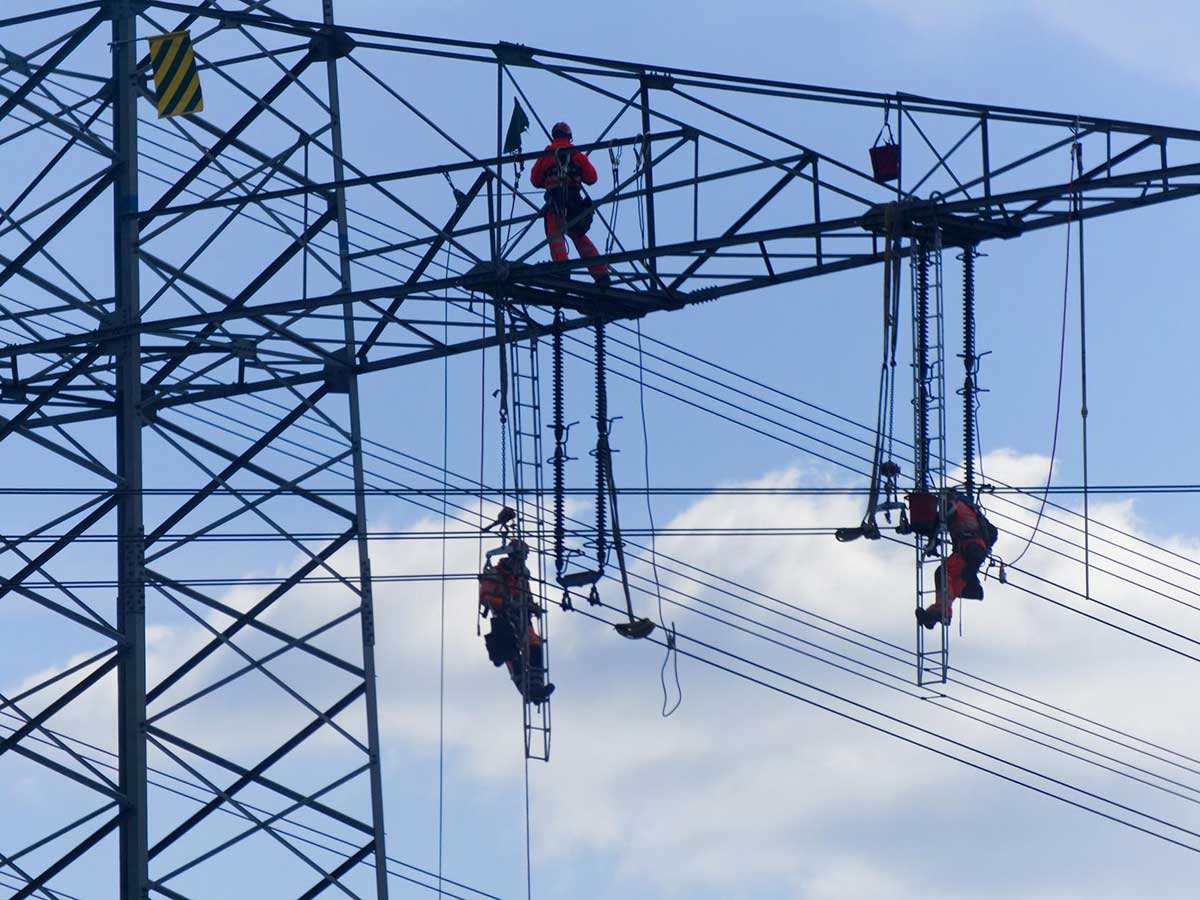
6 484 1200 496
0 710 503 900
108 336 1200 888
216 381 1200 816
569 603 1200 854
147 280 1200 724
553 549 1200 806
155 342 1200 785
343 429 1200 801
166 384 1200 849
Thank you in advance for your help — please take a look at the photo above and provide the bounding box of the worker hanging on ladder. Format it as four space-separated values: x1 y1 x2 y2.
531 122 610 286
917 488 998 629
479 535 555 703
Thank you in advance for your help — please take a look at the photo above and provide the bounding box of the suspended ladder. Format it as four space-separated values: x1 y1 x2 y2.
911 229 950 686
507 313 552 761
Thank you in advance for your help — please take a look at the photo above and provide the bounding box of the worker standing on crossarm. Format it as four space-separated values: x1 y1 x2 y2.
531 122 610 286
918 488 997 629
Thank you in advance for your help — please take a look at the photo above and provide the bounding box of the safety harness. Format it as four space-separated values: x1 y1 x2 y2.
546 146 595 238
479 539 553 704
949 493 999 551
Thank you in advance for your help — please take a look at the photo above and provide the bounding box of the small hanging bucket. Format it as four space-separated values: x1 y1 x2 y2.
906 491 938 536
870 121 900 183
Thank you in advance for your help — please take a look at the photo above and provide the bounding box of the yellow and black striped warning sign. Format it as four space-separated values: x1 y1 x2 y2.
148 30 203 119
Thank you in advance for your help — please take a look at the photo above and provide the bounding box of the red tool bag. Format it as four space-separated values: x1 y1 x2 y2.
870 120 900 183
906 491 939 536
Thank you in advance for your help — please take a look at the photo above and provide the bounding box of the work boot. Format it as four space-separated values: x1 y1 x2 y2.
528 682 555 704
961 577 984 601
916 604 950 630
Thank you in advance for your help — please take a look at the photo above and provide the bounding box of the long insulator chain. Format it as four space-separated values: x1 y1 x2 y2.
914 244 930 492
594 323 609 570
962 246 977 501
551 311 566 576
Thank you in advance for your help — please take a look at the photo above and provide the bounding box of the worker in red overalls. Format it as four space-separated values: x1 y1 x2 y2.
530 122 610 286
917 489 996 629
479 540 554 703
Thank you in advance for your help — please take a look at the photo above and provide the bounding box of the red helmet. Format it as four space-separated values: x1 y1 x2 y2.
551 121 572 141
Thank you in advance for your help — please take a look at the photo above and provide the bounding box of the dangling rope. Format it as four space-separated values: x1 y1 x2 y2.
476 291 488 638
836 204 900 542
605 144 622 257
882 211 901 511
635 321 681 716
437 244 450 898
1075 137 1092 600
506 156 526 250
885 243 899 483
496 305 510 507
633 143 651 290
522 751 533 900
1007 139 1078 570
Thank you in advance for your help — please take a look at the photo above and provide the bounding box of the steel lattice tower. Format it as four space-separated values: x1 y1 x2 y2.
2 2 1200 897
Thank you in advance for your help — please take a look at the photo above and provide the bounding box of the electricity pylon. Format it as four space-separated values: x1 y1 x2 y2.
1 3 1199 897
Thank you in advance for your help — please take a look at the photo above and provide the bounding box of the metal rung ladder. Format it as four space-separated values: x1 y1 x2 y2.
911 230 950 687
508 325 552 761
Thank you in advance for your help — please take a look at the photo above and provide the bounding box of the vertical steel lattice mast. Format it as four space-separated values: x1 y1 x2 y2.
321 0 392 894
113 2 150 895
0 3 392 896
912 230 949 686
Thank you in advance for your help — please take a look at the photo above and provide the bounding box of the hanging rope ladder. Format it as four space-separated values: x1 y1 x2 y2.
911 229 951 687
479 303 554 761
508 307 554 760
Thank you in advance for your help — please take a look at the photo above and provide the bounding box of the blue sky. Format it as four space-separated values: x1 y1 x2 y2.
3 2 1200 899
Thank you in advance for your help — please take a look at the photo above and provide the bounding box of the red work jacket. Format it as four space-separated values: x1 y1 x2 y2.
530 138 598 190
479 558 531 616
946 495 987 550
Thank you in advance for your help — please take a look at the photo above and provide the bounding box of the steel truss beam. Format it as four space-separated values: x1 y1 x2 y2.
0 2 1198 898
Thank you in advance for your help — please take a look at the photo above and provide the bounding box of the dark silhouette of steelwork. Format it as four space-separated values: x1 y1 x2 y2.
1 2 1199 897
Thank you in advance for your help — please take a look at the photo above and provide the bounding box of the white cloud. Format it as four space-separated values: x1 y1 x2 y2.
853 0 1200 92
8 452 1200 897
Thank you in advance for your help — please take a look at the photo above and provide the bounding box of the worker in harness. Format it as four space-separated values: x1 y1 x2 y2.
917 488 998 629
530 121 610 287
479 540 555 703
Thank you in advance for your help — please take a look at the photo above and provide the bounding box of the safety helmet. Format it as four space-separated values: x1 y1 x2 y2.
551 121 572 141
